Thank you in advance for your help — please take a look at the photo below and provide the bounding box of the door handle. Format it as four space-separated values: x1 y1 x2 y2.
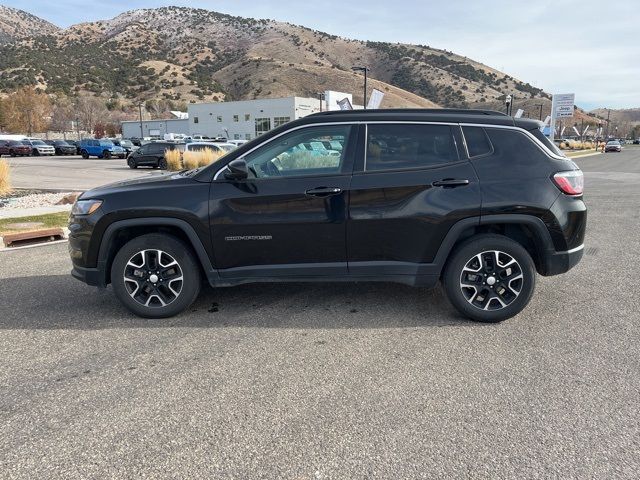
305 187 343 197
432 179 470 188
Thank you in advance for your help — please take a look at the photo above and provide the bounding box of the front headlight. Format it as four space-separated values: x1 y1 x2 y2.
71 199 103 215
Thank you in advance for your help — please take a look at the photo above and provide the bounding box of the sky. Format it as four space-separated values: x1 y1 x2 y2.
4 0 638 109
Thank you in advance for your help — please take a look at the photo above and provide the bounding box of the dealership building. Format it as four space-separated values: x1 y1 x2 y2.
121 92 356 140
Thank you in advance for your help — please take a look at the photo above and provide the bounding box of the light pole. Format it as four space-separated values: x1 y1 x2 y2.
317 92 325 112
351 66 370 109
138 103 144 139
505 95 512 115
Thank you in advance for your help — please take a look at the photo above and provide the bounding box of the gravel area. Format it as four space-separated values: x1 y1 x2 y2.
0 191 78 210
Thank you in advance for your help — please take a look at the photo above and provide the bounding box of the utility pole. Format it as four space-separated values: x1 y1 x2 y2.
317 92 325 112
351 66 370 108
605 109 611 139
534 103 544 121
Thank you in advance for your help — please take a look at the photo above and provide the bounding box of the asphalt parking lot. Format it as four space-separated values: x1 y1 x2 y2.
6 155 162 191
1 148 639 478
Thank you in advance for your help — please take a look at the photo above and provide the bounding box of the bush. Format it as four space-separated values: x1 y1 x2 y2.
182 151 200 170
0 160 11 196
165 149 182 171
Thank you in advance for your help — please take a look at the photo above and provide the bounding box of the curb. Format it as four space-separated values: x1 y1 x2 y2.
0 238 68 252
567 152 603 159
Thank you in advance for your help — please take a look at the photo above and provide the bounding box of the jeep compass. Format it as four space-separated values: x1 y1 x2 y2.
69 109 586 322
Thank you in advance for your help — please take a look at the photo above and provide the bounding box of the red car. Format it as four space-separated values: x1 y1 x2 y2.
0 140 10 157
7 140 32 156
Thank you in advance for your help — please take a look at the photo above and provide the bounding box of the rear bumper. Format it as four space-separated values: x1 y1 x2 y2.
540 244 584 276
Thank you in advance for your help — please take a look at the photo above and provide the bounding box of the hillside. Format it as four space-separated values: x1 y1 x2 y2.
0 5 59 44
590 108 640 127
0 6 551 110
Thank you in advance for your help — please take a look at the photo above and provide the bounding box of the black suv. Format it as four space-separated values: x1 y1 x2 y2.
69 109 586 322
126 141 180 169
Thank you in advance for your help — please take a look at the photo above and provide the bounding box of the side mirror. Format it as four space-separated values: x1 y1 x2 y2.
224 159 249 180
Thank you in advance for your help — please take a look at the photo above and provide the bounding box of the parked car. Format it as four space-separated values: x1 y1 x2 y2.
183 142 235 155
227 139 248 148
0 140 10 157
605 140 622 152
45 139 77 156
126 141 181 169
27 139 55 156
79 139 126 159
633 138 640 145
110 138 137 155
6 140 32 157
69 108 586 321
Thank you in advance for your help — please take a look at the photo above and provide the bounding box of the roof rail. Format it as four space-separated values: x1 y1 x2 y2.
311 108 509 116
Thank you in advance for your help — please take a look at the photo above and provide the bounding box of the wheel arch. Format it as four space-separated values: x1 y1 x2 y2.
96 218 217 286
435 215 555 276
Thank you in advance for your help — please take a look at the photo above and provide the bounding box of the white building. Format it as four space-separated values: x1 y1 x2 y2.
187 96 321 141
121 118 189 139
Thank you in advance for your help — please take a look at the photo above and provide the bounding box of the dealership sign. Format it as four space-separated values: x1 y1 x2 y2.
549 93 575 141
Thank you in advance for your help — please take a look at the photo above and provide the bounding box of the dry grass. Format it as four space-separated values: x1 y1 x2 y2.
182 151 200 170
165 149 183 171
0 160 11 196
182 148 225 169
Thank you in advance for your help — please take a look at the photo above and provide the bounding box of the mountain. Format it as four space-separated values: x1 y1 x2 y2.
0 5 59 44
0 6 551 110
590 108 640 127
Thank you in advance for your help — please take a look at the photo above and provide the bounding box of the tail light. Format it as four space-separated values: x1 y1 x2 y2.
553 170 584 195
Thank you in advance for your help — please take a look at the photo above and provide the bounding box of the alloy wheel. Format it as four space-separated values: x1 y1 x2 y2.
459 250 523 311
123 249 183 308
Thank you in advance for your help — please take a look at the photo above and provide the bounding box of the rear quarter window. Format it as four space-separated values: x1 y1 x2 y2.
462 126 493 157
485 128 549 164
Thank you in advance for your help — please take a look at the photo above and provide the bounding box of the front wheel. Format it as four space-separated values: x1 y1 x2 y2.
158 158 168 170
111 234 201 318
81 150 89 159
127 157 137 169
442 234 536 323
103 150 111 159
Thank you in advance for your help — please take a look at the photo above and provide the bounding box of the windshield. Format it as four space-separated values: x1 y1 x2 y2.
120 140 133 147
607 141 620 145
55 141 69 145
31 140 45 146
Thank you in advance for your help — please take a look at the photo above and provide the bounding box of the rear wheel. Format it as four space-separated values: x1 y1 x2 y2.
443 234 536 323
81 150 89 159
111 234 201 318
158 158 168 170
103 150 111 159
10 151 16 157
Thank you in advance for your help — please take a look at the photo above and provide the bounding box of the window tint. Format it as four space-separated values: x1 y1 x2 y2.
148 143 165 154
485 128 548 163
366 124 457 171
243 125 351 179
462 126 492 157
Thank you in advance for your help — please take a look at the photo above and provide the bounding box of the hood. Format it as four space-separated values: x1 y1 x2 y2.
80 172 197 199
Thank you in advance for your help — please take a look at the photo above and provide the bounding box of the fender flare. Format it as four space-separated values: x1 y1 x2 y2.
96 217 218 286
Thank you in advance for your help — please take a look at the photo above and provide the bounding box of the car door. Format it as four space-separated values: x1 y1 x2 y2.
347 122 481 276
209 123 357 279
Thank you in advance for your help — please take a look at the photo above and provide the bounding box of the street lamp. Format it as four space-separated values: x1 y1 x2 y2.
351 66 370 109
505 94 512 115
138 103 144 139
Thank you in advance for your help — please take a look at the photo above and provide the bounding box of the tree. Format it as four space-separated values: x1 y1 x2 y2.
49 95 75 135
75 96 108 135
93 122 106 139
3 86 52 135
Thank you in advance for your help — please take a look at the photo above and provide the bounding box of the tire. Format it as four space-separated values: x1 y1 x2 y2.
10 151 16 157
81 150 89 159
442 234 536 323
127 158 137 169
103 150 111 159
33 149 40 156
158 158 168 170
111 234 201 318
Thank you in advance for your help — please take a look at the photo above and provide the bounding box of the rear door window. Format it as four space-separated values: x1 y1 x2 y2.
365 124 458 171
462 126 493 157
